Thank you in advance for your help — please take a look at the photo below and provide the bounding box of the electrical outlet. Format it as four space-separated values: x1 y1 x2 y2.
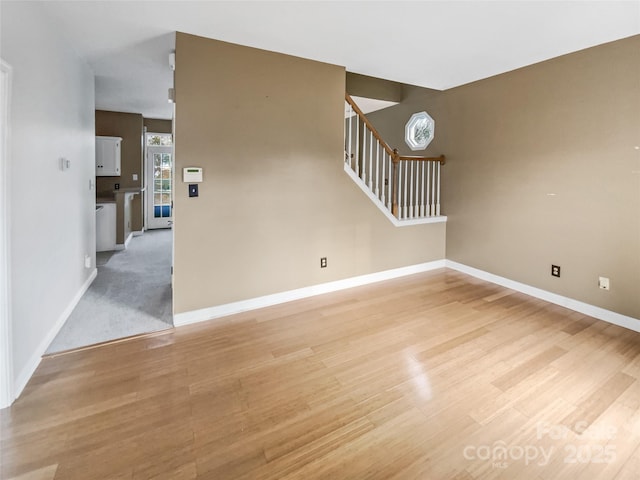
320 257 327 268
551 265 561 277
114 183 120 190
598 277 610 290
84 254 91 269
132 174 138 181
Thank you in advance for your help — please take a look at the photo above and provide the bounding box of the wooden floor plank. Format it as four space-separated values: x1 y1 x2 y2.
1 269 639 479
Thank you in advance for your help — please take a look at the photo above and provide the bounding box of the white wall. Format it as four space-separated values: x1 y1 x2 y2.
0 2 96 402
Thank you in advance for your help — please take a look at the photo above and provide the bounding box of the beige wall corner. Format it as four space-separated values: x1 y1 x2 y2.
346 72 404 102
442 35 640 319
130 193 143 233
173 33 446 314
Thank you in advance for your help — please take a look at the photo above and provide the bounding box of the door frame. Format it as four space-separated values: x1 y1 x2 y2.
1 59 13 408
145 136 173 229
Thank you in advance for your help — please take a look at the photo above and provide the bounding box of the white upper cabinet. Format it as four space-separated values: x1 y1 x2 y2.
96 136 122 176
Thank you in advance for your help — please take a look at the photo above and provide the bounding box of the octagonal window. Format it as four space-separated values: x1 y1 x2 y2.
405 111 435 151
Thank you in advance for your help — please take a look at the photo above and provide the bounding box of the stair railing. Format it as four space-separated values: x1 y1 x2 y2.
344 94 445 222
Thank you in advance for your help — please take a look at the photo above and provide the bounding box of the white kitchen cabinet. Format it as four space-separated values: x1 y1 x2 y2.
96 136 122 176
96 203 117 252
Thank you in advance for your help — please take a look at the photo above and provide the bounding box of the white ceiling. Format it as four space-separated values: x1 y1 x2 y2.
38 1 640 120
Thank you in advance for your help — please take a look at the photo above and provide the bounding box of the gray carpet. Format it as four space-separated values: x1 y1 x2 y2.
96 250 116 266
47 230 173 353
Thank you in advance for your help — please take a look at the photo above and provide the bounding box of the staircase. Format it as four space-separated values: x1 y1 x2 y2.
344 94 446 226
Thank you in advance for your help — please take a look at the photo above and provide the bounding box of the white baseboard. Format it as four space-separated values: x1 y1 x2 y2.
116 232 134 250
446 260 639 333
175 259 638 332
174 260 446 327
132 230 144 237
13 268 97 401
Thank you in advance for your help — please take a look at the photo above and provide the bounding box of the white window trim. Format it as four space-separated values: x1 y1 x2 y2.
405 111 435 151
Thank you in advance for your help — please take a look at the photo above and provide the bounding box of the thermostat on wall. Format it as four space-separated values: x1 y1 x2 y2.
183 167 203 183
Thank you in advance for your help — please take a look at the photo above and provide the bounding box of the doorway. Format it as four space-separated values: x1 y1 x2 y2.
145 133 173 230
45 128 175 354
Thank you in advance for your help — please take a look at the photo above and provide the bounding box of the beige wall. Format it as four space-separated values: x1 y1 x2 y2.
346 72 404 102
366 84 448 158
95 110 143 192
173 33 446 314
114 192 134 246
369 36 640 320
95 110 144 233
442 36 640 319
368 36 640 320
130 194 142 235
439 36 640 318
144 118 172 134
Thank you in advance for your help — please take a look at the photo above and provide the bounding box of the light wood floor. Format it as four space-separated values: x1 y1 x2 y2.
2 269 640 479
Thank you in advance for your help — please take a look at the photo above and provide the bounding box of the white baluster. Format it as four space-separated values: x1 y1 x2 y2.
366 130 370 182
409 162 418 218
431 161 436 216
425 162 430 217
436 161 441 216
425 162 431 217
355 116 359 176
348 103 353 169
418 162 427 217
414 161 420 218
397 162 402 218
361 128 367 181
403 162 408 219
387 153 392 211
375 141 380 197
380 148 387 205
409 162 414 219
397 161 401 219
368 133 373 189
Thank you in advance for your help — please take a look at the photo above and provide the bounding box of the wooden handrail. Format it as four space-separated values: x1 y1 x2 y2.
345 94 446 220
345 94 395 158
346 94 446 165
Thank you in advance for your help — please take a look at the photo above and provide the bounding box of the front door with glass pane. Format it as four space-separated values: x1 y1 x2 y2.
146 143 173 229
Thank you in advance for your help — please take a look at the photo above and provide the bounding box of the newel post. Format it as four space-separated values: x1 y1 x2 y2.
391 149 400 218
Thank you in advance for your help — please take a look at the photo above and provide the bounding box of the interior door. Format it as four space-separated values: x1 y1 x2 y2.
146 144 173 229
